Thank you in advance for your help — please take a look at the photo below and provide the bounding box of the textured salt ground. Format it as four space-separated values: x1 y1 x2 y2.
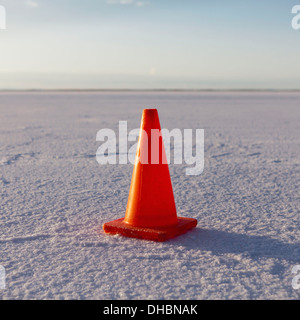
0 91 299 300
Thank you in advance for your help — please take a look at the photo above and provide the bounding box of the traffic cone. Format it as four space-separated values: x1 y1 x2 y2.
103 109 197 241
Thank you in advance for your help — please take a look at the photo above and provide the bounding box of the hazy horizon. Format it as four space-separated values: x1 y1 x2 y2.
1 72 300 91
0 1 300 90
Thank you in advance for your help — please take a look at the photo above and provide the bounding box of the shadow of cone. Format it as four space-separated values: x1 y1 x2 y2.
103 109 197 241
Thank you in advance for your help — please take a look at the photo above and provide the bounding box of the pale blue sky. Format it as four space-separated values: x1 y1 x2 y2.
0 0 299 89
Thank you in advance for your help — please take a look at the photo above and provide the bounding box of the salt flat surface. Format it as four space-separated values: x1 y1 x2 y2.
0 91 299 300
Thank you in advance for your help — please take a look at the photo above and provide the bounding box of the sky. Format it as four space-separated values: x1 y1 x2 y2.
0 0 299 89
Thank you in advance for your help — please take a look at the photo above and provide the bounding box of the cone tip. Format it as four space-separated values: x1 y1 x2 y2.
143 108 158 114
142 109 158 123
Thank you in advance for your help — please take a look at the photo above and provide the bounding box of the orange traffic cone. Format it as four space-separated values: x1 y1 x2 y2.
103 109 197 241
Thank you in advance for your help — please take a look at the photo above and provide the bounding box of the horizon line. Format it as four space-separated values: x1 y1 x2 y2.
0 88 300 93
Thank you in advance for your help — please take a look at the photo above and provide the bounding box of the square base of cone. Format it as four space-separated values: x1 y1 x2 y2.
103 217 197 242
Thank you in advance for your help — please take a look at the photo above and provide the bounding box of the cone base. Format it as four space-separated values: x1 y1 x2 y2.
103 217 197 242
